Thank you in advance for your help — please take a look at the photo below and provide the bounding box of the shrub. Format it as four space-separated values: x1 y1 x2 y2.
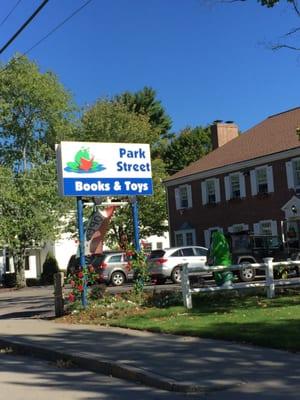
3 273 16 288
26 278 40 287
40 252 59 285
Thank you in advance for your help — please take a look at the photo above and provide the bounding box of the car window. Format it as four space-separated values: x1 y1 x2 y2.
194 247 208 256
149 250 166 259
90 254 105 267
108 254 122 263
170 249 183 257
181 248 194 256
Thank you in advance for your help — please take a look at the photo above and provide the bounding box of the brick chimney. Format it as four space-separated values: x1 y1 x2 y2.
211 121 239 150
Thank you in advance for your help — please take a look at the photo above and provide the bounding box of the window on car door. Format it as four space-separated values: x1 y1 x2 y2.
108 254 122 263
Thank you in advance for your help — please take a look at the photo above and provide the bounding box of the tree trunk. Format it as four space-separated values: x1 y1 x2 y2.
14 249 26 288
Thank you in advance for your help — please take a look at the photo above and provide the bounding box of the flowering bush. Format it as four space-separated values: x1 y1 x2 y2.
126 248 150 295
65 264 99 303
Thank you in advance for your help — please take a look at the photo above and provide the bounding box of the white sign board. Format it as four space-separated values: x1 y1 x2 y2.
56 141 153 197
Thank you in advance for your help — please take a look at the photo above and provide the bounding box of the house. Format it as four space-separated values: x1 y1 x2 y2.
165 107 300 249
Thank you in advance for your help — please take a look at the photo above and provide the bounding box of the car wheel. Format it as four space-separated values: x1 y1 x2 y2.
110 271 125 286
239 263 256 282
171 266 181 284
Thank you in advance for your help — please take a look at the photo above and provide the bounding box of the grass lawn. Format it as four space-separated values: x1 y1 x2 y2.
62 289 300 352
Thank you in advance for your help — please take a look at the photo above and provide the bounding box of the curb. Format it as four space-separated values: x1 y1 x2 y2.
0 338 244 393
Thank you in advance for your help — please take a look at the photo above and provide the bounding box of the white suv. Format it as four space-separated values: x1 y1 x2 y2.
147 246 208 284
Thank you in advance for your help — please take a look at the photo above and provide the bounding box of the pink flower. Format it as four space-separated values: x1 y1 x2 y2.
70 280 75 287
68 293 75 302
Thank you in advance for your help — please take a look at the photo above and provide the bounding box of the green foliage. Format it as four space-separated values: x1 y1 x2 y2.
127 248 150 295
0 56 77 287
41 252 59 285
80 100 160 145
163 126 212 175
0 55 76 170
115 86 172 138
106 158 168 248
78 95 169 248
3 273 16 288
65 265 99 303
258 0 293 7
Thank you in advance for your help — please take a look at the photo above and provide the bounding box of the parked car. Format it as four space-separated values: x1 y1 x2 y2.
147 246 208 284
227 232 300 282
66 251 133 286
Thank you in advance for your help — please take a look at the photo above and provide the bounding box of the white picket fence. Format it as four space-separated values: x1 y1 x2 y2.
181 258 300 309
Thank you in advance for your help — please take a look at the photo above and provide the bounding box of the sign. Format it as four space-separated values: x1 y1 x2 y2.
56 141 153 196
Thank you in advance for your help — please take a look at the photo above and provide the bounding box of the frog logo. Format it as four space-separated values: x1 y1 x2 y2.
64 147 106 173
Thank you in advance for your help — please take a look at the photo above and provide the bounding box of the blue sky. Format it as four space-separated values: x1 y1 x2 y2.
0 0 300 134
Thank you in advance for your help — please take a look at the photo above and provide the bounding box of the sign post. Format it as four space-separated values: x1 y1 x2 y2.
131 196 141 252
76 196 87 307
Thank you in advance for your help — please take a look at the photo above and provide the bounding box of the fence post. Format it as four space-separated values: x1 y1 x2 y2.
181 263 192 309
54 272 64 317
264 257 275 299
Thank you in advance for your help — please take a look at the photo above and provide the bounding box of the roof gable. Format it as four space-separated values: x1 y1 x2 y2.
166 107 300 182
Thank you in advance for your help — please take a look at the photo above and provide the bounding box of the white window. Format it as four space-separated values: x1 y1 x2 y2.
175 229 196 246
224 173 246 200
175 185 192 209
230 175 240 198
286 158 300 189
207 180 216 203
201 178 220 205
250 165 274 196
253 220 277 236
228 224 249 233
204 227 223 248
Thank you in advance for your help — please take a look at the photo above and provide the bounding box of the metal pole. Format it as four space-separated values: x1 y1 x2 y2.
131 196 141 252
76 197 87 308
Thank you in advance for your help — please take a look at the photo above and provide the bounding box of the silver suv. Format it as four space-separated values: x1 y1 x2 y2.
147 246 208 284
67 251 133 286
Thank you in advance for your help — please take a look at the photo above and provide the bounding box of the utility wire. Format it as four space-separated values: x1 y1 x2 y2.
0 0 23 28
23 0 93 56
0 0 93 76
0 0 49 55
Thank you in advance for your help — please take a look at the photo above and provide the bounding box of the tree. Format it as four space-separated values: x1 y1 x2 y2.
222 0 300 50
0 55 76 286
115 87 172 138
80 100 160 145
0 163 70 287
79 97 168 249
107 158 168 249
163 126 212 175
0 55 76 170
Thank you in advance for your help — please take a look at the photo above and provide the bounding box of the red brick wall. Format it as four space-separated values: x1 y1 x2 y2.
167 156 295 247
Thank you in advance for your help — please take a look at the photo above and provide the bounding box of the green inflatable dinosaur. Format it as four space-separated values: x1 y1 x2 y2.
210 231 233 287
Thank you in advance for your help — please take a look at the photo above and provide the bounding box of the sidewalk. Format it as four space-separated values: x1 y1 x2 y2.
0 318 300 394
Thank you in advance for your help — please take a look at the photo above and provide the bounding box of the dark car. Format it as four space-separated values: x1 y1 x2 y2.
66 251 133 286
228 231 300 282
